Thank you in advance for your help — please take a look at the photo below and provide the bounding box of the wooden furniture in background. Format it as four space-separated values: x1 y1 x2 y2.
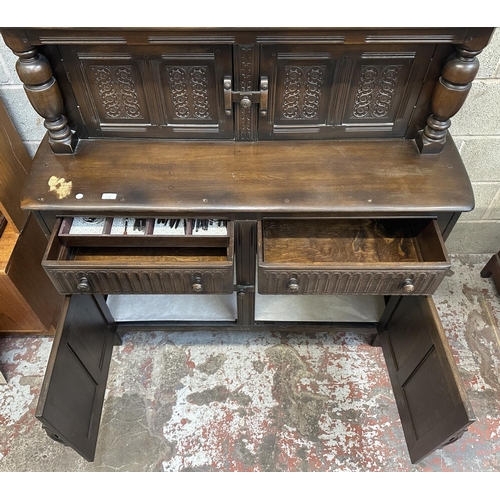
481 252 500 293
0 98 62 335
1 27 495 464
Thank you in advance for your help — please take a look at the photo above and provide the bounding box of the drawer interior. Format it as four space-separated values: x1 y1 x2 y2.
64 246 228 263
58 217 230 247
46 217 233 265
261 219 447 265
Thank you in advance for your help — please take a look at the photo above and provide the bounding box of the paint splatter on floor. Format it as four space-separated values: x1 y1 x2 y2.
0 255 499 471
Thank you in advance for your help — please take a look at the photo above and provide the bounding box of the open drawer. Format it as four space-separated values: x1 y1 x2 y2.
258 218 450 295
43 217 234 294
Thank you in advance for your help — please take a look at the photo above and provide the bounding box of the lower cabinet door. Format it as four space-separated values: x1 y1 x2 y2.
378 295 475 464
36 294 119 462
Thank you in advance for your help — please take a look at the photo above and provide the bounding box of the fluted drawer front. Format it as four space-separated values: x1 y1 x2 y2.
45 268 233 294
258 270 445 295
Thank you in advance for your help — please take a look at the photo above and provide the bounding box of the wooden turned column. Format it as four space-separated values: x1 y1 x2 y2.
417 31 491 154
2 31 77 153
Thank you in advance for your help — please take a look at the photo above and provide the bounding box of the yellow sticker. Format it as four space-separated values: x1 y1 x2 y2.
48 176 72 200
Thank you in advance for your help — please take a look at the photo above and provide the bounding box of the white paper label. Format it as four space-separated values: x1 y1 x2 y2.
101 193 117 200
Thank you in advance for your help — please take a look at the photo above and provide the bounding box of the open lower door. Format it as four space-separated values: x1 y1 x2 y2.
36 294 119 461
378 295 475 464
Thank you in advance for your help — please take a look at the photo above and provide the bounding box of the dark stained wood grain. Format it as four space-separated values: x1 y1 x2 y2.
2 26 492 463
42 218 235 294
257 219 450 295
17 27 474 48
23 135 473 215
36 294 118 462
379 295 475 464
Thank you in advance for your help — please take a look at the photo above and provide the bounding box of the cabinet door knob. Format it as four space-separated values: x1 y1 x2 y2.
287 277 299 292
240 97 252 109
192 277 203 292
403 279 415 293
77 276 91 292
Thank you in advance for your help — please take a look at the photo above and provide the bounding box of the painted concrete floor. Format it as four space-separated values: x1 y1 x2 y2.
0 254 499 472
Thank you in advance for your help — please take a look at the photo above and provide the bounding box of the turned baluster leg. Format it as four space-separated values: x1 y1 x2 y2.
417 30 492 154
2 31 77 153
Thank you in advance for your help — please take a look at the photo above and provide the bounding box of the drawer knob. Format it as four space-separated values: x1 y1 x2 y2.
77 277 91 293
192 277 203 293
287 278 299 292
403 279 415 293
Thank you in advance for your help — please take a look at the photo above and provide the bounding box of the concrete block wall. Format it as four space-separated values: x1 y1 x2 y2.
447 28 500 254
1 30 499 253
0 35 45 157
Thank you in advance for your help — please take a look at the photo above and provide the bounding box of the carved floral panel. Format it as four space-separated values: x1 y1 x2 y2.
351 65 402 119
167 66 212 120
281 65 326 120
91 65 143 119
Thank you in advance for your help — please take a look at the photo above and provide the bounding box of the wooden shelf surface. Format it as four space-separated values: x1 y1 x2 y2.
23 136 473 216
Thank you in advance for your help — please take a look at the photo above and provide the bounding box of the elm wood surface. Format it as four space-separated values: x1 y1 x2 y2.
69 247 228 263
23 136 473 215
36 294 119 462
379 295 475 464
261 219 446 264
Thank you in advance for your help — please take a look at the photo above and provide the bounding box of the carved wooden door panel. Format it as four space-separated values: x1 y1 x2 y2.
378 295 475 464
258 44 435 140
36 294 118 462
59 45 233 139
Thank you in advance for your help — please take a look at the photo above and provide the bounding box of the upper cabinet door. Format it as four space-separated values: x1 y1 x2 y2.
258 44 435 140
60 45 234 139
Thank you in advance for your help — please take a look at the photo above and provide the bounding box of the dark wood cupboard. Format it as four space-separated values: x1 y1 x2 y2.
1 26 494 464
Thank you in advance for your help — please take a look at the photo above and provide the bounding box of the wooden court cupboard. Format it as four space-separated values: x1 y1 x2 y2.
1 27 495 464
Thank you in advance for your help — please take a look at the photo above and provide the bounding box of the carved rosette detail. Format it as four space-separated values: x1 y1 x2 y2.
282 65 325 120
92 65 143 119
167 66 211 119
352 65 400 119
240 46 253 92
